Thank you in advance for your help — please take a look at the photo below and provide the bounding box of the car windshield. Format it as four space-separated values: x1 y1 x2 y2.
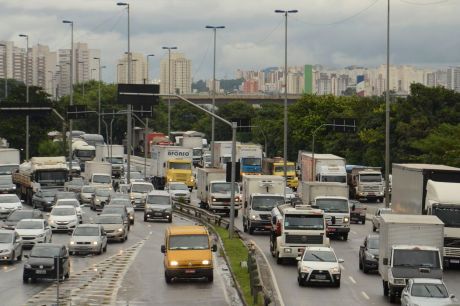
242 158 261 166
360 174 382 183
57 200 80 208
131 184 153 193
0 233 13 243
320 175 347 183
51 207 76 216
110 199 131 207
368 237 379 249
56 193 76 200
393 249 440 268
315 199 349 213
0 195 19 203
69 180 83 186
0 176 12 184
169 162 191 170
169 184 188 191
96 216 122 224
284 215 324 230
252 196 284 211
169 234 209 250
211 183 239 193
433 207 460 228
30 246 61 258
147 195 170 205
379 209 391 215
93 175 111 184
0 165 18 175
303 250 337 262
73 227 100 236
106 157 123 164
16 220 43 229
7 210 37 221
96 189 111 196
411 283 449 298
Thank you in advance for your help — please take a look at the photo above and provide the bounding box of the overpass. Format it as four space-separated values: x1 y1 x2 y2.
167 93 303 105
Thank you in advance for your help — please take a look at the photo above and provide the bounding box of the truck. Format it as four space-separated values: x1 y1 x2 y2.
180 134 203 167
379 214 444 303
297 151 346 183
237 144 263 175
72 140 96 168
391 163 460 266
196 167 241 216
347 166 384 202
146 132 173 154
83 161 112 189
212 141 239 168
13 156 69 205
242 175 285 234
301 181 350 240
263 157 299 190
270 203 328 264
150 145 194 190
95 144 125 177
0 148 20 176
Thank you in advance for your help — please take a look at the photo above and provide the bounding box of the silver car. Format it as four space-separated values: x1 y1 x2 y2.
95 214 128 242
166 182 191 203
109 198 135 225
0 230 23 263
0 194 23 219
68 224 108 255
401 278 457 306
80 185 95 204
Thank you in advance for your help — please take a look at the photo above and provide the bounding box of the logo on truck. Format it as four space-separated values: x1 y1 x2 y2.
168 151 191 157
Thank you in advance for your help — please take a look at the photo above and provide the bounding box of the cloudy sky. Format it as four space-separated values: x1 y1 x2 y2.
1 0 459 82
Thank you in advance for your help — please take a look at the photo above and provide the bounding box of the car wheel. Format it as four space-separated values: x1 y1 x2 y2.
363 265 369 274
243 220 248 232
297 275 304 286
65 271 69 279
359 258 363 270
234 210 238 217
22 274 28 283
9 252 15 264
165 271 172 284
103 244 107 252
69 251 74 256
124 234 128 241
17 251 22 261
361 218 366 224
383 281 389 296
276 252 283 265
372 225 377 232
342 233 348 241
389 289 396 303
335 280 341 288
168 217 172 223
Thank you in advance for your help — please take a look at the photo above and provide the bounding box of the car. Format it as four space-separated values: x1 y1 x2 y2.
0 175 16 194
118 184 130 194
65 177 84 193
349 200 367 224
100 205 130 230
70 160 81 177
48 206 79 232
0 230 23 263
109 198 135 225
359 234 379 273
129 182 154 210
401 278 457 306
53 191 78 208
55 198 83 223
23 243 70 282
80 185 95 204
166 182 191 204
0 194 23 219
2 209 43 230
161 225 216 283
32 188 60 211
90 188 111 211
94 214 128 242
372 207 392 232
68 224 107 255
144 190 172 222
128 171 145 182
297 246 343 287
15 219 52 248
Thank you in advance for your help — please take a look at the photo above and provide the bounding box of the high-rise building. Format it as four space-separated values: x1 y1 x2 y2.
117 52 147 84
160 53 192 94
447 67 460 92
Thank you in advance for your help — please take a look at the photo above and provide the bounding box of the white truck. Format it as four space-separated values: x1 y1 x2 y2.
301 181 350 240
347 167 384 201
84 161 112 189
297 151 346 183
0 148 20 176
95 144 125 177
242 175 285 234
212 141 239 168
181 135 203 167
270 203 328 264
196 167 241 216
391 163 460 266
379 214 444 303
237 144 263 175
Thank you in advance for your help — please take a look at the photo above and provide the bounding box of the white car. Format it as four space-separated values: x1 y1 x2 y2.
55 198 83 223
166 182 191 203
372 207 392 232
0 194 23 219
80 185 95 203
129 182 154 210
401 278 457 306
15 219 52 248
48 206 79 232
297 246 343 287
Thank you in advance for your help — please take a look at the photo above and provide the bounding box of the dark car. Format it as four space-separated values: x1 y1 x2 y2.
23 243 70 282
100 205 130 230
32 189 60 211
65 177 84 193
349 200 367 224
2 209 43 230
359 234 379 273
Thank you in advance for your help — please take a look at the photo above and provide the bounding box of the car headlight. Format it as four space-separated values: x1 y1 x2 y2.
235 197 240 202
118 228 124 232
70 241 75 245
37 233 45 238
93 241 98 245
343 217 349 223
365 252 375 260
284 248 292 253
202 260 210 265
212 198 216 202
331 267 341 273
300 266 312 273
49 219 55 224
251 214 259 220
170 260 178 266
130 195 135 200
129 215 134 219
96 199 100 202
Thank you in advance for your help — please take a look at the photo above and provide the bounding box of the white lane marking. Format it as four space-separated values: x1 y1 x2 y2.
5 267 16 273
340 264 345 270
349 276 356 284
351 230 357 235
361 291 370 300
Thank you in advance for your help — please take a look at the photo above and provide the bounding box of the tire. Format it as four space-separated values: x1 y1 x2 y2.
17 251 22 261
124 234 128 241
372 225 377 232
103 244 107 252
234 210 239 217
144 216 148 222
97 246 103 255
165 272 172 284
65 271 69 279
363 265 369 274
207 272 214 283
335 280 341 288
297 275 304 286
9 252 15 264
359 258 363 270
389 289 396 303
276 252 283 265
243 219 248 232
383 281 389 296
361 218 366 225
168 217 172 223
342 233 348 241
69 251 74 256
23 274 28 283
248 227 254 235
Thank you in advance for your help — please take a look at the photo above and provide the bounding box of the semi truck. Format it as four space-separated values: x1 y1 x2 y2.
150 145 194 190
391 163 460 266
84 161 112 189
0 148 20 175
237 144 263 175
13 156 69 205
379 214 444 303
347 166 384 202
297 151 346 183
262 157 299 190
242 175 285 234
71 140 96 172
196 167 241 216
95 144 125 177
270 203 328 264
301 181 350 240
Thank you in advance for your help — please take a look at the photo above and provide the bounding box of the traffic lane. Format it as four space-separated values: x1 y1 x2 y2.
116 214 231 306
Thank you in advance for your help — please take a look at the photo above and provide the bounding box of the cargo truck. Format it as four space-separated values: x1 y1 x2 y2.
297 151 346 183
263 157 299 190
95 144 125 177
348 166 384 202
196 167 241 216
181 135 203 167
379 214 444 303
150 145 194 190
242 175 285 234
237 144 263 175
0 148 20 176
392 163 460 266
301 181 350 240
84 161 112 189
212 141 240 168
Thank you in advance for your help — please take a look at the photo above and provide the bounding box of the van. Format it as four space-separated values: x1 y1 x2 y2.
161 225 217 283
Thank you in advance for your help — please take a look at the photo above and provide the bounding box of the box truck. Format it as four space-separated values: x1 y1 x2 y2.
95 144 125 177
297 151 346 183
0 148 20 175
84 161 112 189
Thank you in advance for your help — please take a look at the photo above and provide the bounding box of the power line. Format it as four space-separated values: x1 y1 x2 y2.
192 35 212 76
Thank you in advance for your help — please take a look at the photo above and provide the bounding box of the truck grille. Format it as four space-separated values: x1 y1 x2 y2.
214 198 230 203
309 270 332 281
444 238 460 248
325 216 343 225
260 214 271 221
444 247 460 258
362 186 381 192
174 174 188 181
285 235 323 244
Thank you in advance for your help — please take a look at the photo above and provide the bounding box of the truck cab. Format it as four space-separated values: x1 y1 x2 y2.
272 161 299 190
90 173 112 190
316 165 347 183
207 181 241 216
349 168 384 201
312 196 350 240
243 193 285 234
166 159 195 189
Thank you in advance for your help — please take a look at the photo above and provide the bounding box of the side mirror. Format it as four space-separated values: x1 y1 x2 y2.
211 244 217 252
296 256 301 261
24 254 29 259
161 245 166 253
383 258 388 265
338 259 344 263
450 294 455 299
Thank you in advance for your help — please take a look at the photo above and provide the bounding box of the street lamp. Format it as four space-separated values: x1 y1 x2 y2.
275 9 298 197
19 34 30 160
63 19 74 169
162 46 177 140
205 25 225 167
93 57 103 134
117 63 123 83
78 60 85 100
385 0 390 207
146 54 154 84
0 43 7 100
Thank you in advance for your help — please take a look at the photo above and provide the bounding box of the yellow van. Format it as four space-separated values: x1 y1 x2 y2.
161 225 217 283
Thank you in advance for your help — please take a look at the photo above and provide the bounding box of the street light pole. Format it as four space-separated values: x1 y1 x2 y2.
0 43 7 100
78 61 85 101
385 0 391 208
63 20 74 169
205 25 225 167
19 34 29 160
162 46 177 140
94 57 102 134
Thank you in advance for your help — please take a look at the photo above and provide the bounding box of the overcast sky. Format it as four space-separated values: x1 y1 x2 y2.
1 0 459 82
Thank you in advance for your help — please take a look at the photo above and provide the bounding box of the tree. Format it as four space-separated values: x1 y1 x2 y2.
37 140 64 156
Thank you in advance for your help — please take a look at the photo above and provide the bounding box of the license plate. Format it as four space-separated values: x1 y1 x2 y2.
58 226 67 229
154 212 162 216
369 193 375 195
264 225 271 229
315 274 326 280
35 270 46 274
185 269 195 274
328 228 336 232
450 259 460 264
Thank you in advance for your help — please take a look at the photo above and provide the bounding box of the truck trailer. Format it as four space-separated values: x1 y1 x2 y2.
297 151 346 183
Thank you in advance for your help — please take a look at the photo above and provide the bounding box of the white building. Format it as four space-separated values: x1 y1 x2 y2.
447 67 460 92
160 53 192 94
116 52 147 84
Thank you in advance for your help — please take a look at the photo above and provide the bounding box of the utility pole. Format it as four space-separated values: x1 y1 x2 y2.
19 34 30 160
62 20 74 169
385 0 391 208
